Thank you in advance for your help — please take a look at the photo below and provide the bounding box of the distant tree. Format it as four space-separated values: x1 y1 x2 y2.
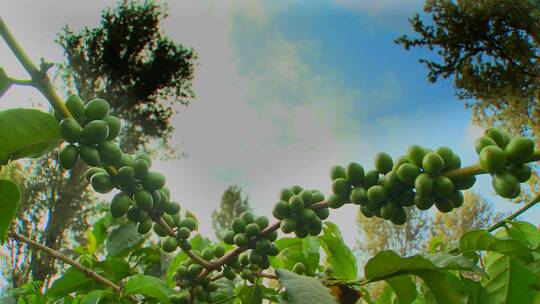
6 0 197 287
212 185 252 240
396 0 540 138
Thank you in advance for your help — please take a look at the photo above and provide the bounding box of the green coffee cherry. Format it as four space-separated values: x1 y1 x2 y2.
446 153 461 170
485 128 508 147
119 153 134 167
110 192 132 217
383 171 404 194
332 178 351 197
272 201 291 219
59 144 79 170
311 190 325 203
223 231 235 245
135 153 152 166
422 152 445 175
115 166 135 189
433 176 454 197
396 163 421 185
137 219 153 234
415 173 433 196
315 207 330 220
367 185 388 205
255 216 269 229
407 145 426 166
435 146 454 167
65 95 85 122
179 239 192 251
280 188 294 202
347 162 364 186
294 225 309 238
59 118 83 143
435 197 453 213
103 116 121 141
90 172 113 193
328 194 348 209
396 189 415 207
392 156 409 172
234 233 248 247
363 170 379 188
281 218 297 234
97 141 122 166
452 175 476 190
380 202 397 220
450 190 464 208
375 152 393 174
142 171 166 191
170 294 189 304
82 120 109 144
479 145 507 174
508 164 532 183
176 227 191 240
360 206 374 218
299 190 313 207
80 145 101 166
391 206 407 225
84 167 106 182
162 237 178 253
330 165 347 180
133 159 150 180
241 211 255 223
127 207 148 223
505 136 534 164
162 214 176 228
232 218 247 234
164 202 181 215
134 189 153 211
292 262 305 274
180 218 198 231
414 195 434 210
245 223 261 238
201 248 214 260
214 245 226 258
85 98 110 121
475 136 497 154
223 267 236 280
290 195 305 214
492 172 520 198
350 187 368 205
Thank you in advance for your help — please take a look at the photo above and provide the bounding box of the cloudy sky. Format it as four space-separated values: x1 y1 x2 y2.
1 0 537 248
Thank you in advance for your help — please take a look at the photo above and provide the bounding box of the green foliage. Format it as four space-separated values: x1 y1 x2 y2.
276 269 338 304
0 179 20 243
0 109 61 164
122 274 176 304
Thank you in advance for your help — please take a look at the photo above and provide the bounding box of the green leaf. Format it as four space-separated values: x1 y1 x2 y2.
45 267 96 298
106 223 145 257
459 229 533 261
275 237 320 275
0 68 12 98
318 222 357 280
0 179 20 243
0 109 61 164
238 283 263 304
364 250 468 304
122 274 175 304
80 290 112 304
386 275 417 304
507 221 540 249
276 269 338 304
479 254 536 304
429 252 484 274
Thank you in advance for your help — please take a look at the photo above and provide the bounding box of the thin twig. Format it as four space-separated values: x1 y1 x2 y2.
154 217 213 269
487 194 540 232
8 231 121 291
253 271 278 280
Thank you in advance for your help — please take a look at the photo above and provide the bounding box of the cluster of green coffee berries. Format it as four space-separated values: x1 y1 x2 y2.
220 211 279 271
57 95 122 170
272 186 329 237
327 144 474 224
56 95 190 250
476 127 535 198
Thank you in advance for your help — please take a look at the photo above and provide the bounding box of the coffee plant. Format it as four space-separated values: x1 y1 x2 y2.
1 16 539 304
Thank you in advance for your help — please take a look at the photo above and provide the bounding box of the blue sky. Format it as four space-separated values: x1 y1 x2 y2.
1 0 538 255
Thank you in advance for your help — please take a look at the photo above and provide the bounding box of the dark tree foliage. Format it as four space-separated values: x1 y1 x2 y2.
58 0 197 151
396 0 540 135
212 185 252 240
7 0 197 287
